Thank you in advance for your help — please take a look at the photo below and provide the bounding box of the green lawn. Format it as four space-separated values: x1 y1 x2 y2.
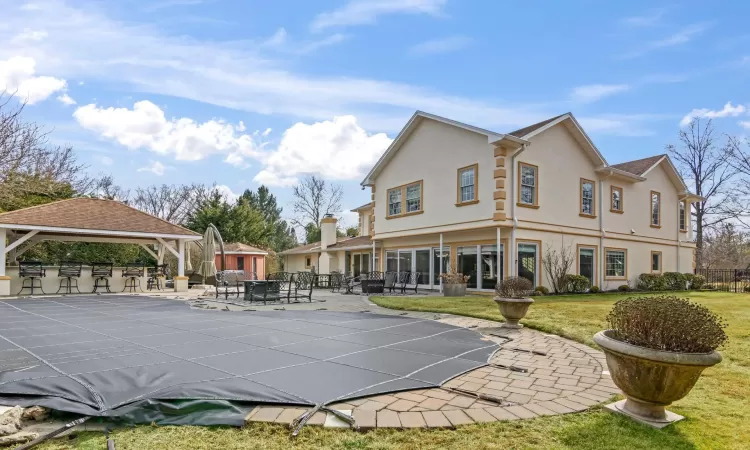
35 292 748 450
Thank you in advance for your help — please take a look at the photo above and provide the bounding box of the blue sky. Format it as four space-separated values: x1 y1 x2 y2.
1 0 748 228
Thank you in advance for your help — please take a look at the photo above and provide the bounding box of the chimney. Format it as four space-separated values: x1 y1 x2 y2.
320 214 338 250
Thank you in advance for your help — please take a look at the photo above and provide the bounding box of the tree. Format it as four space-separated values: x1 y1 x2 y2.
701 223 750 270
185 192 267 246
345 225 359 237
93 175 130 202
291 175 343 240
666 118 742 268
542 240 575 294
130 183 210 225
241 185 297 251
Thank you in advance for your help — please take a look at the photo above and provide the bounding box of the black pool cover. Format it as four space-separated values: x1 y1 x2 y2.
0 296 498 418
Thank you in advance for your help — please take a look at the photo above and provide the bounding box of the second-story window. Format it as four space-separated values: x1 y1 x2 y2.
518 162 538 207
580 179 595 217
611 186 623 213
406 183 421 212
388 188 401 216
651 191 661 227
679 200 687 232
457 164 478 204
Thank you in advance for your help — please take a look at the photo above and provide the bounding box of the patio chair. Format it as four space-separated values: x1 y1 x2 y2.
397 271 411 294
147 264 167 291
406 272 421 294
329 271 344 293
215 270 242 299
57 261 82 294
122 263 144 293
18 261 46 295
249 272 291 304
290 271 314 303
362 271 385 294
384 271 398 294
91 262 114 293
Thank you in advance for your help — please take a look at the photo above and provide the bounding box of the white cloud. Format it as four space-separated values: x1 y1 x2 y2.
408 35 472 55
137 160 170 176
621 9 667 27
311 0 446 32
680 102 748 127
213 184 240 203
740 121 750 129
0 56 67 104
73 100 263 167
261 28 348 55
570 84 630 103
57 93 76 105
254 115 392 187
12 29 48 42
619 23 709 59
93 154 113 166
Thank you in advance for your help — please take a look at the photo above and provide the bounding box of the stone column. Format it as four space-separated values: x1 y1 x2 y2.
0 228 9 296
174 239 188 292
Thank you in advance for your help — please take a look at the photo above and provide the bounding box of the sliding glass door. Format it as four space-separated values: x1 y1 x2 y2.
432 246 450 286
518 243 538 287
457 246 478 289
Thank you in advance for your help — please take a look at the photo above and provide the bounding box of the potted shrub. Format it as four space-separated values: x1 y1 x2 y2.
439 271 470 297
594 295 727 426
494 277 534 329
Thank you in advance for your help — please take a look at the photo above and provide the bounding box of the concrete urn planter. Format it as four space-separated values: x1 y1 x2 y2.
493 297 534 329
443 283 467 297
593 330 722 425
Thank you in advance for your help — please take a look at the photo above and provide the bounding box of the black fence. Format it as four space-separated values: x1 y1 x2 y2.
695 269 750 293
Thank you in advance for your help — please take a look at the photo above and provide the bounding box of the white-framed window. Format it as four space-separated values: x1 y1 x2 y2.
406 183 421 212
611 186 623 213
679 201 687 232
580 179 595 216
388 188 402 216
651 191 661 227
458 164 478 204
519 162 538 206
651 251 662 273
517 242 539 287
605 249 627 279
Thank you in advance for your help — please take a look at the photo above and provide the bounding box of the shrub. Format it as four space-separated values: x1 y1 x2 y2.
439 270 470 284
618 284 631 292
589 285 601 294
744 285 750 293
703 284 715 290
637 273 666 291
606 295 728 353
562 274 590 293
496 277 533 299
534 286 549 295
690 274 706 290
662 272 687 290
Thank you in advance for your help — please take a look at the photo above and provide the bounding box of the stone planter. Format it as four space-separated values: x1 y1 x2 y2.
593 330 722 426
443 283 467 297
493 297 534 329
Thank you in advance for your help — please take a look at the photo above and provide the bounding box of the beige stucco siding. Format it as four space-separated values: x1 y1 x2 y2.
284 254 315 273
375 119 495 235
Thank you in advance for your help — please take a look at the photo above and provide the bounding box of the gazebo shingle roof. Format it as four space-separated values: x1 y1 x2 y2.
0 198 200 236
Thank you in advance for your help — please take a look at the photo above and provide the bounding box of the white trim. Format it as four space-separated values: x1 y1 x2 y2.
639 155 668 177
139 244 159 260
156 237 180 258
34 234 158 245
521 114 609 168
4 230 39 254
214 251 269 255
0 223 201 240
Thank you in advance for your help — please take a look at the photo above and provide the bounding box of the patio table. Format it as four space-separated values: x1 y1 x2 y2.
243 280 268 301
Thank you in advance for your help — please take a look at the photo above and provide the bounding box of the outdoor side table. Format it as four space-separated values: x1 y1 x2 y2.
244 280 268 301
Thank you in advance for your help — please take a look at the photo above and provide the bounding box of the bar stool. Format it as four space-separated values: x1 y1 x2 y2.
91 262 114 293
122 263 145 292
57 261 82 294
18 261 46 295
147 264 167 290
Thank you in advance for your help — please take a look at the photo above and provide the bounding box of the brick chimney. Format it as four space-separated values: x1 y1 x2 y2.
320 214 338 250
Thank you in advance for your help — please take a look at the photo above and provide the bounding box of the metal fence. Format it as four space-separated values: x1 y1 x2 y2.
695 269 750 293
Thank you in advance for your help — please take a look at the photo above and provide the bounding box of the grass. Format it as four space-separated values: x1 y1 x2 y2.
34 292 748 450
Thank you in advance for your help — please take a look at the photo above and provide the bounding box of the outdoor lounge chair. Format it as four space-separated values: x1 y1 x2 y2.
215 270 242 299
18 261 46 295
384 271 398 293
57 261 82 294
289 271 314 302
396 271 420 294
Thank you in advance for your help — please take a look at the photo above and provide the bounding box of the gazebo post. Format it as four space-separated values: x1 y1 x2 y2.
0 228 9 296
174 239 189 293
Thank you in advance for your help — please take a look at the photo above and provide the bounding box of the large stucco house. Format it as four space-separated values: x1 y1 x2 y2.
280 111 701 292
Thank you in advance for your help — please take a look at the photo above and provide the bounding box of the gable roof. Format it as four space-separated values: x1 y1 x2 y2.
350 202 374 212
360 111 529 186
0 198 200 238
218 243 269 254
507 113 569 138
610 154 667 176
280 236 378 255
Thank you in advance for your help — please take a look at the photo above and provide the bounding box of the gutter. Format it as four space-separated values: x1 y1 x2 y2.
509 143 529 277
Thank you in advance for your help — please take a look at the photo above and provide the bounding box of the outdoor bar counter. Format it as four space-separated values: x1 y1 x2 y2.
4 265 152 295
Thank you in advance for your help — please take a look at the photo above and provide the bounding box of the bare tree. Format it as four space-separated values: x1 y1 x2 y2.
0 94 91 209
93 175 130 202
666 118 742 268
130 183 211 225
701 223 750 270
542 240 575 294
291 175 344 228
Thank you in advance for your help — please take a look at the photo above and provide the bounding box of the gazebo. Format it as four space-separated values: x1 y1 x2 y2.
0 198 202 296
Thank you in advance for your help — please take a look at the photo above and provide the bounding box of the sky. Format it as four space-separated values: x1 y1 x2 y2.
1 0 748 229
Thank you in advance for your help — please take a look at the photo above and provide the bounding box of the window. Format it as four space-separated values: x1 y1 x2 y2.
358 214 363 234
651 191 661 227
605 248 627 279
237 256 245 271
457 164 478 205
386 250 398 272
611 186 623 213
305 256 312 269
578 246 596 286
518 242 539 287
518 162 538 207
252 257 257 276
580 179 595 217
651 251 662 273
387 181 423 218
679 201 687 232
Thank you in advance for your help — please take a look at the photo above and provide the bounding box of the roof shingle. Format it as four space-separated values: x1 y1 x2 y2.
610 154 666 176
507 113 569 138
0 198 200 236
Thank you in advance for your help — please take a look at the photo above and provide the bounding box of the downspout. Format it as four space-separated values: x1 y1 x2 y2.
509 143 528 277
